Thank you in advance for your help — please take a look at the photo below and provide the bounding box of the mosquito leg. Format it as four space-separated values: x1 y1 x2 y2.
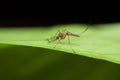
53 30 60 38
47 30 60 43
53 39 61 48
67 35 76 53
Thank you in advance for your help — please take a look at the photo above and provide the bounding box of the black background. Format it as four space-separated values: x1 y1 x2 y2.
0 4 120 27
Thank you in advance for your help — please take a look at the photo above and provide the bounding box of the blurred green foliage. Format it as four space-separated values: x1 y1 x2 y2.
0 44 120 80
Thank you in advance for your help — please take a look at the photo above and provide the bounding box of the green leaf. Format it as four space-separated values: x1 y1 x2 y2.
1 44 120 80
0 23 120 64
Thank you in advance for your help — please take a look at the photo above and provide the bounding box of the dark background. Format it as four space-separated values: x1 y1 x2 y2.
0 7 120 27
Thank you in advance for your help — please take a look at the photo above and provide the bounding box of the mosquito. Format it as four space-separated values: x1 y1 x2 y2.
47 26 89 53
